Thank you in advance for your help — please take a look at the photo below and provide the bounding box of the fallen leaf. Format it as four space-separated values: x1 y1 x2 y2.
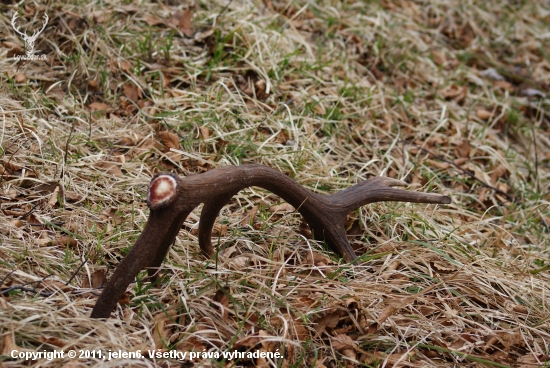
213 288 231 320
2 41 22 51
299 219 312 238
65 191 82 203
313 102 326 115
47 185 60 207
10 219 23 228
431 261 454 273
194 29 215 44
88 102 111 113
40 280 71 292
118 137 134 146
504 300 528 314
82 269 107 289
159 131 181 150
305 251 331 266
39 336 67 348
477 109 492 120
332 334 357 366
431 50 446 66
3 209 25 216
345 219 362 237
142 15 165 26
233 333 262 351
53 236 77 248
158 131 183 162
102 208 123 225
152 308 178 350
94 161 124 177
456 139 470 158
111 154 125 164
332 333 356 351
34 182 60 194
382 260 400 280
92 10 107 23
490 163 508 186
227 256 249 270
240 205 259 226
199 126 210 140
269 203 295 213
88 79 100 92
178 8 193 36
14 73 26 83
426 159 450 169
45 83 65 98
243 313 259 332
2 334 32 355
119 60 133 74
441 84 467 104
123 82 140 102
494 80 513 91
2 160 24 171
517 353 550 368
68 16 80 30
271 310 309 341
368 305 395 334
118 292 131 306
315 312 339 333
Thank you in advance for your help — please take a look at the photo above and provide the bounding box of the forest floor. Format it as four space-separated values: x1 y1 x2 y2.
1 0 550 367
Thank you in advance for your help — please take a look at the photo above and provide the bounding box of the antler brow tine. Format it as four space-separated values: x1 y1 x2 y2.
91 164 450 318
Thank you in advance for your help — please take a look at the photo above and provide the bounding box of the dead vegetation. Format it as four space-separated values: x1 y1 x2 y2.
0 0 549 367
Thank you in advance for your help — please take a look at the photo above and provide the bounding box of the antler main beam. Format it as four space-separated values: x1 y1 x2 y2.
91 164 450 318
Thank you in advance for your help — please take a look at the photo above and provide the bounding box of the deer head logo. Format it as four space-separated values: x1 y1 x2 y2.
11 12 48 57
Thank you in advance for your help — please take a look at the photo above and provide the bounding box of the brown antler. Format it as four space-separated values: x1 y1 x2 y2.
91 164 450 318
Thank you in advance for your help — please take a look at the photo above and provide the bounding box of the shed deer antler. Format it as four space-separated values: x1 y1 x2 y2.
11 13 48 56
91 164 450 318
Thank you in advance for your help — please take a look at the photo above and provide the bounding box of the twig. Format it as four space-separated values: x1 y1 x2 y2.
61 124 75 179
66 258 88 286
0 270 16 288
532 99 542 195
0 286 54 297
18 203 40 219
216 0 234 24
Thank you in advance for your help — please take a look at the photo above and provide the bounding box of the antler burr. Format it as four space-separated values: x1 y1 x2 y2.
91 164 450 318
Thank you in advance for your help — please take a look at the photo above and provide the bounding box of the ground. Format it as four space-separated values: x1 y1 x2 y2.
0 0 550 367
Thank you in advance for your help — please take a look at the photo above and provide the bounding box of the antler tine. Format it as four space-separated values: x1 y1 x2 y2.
27 14 48 38
33 14 48 37
10 12 48 39
330 176 451 214
198 193 238 258
91 164 450 318
11 13 27 38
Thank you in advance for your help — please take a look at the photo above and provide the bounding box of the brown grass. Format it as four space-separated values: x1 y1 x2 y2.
1 0 549 367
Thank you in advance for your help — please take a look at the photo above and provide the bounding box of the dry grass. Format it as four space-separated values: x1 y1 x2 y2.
1 0 550 366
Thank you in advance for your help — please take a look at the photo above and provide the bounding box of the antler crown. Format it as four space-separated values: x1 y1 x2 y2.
11 12 48 40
